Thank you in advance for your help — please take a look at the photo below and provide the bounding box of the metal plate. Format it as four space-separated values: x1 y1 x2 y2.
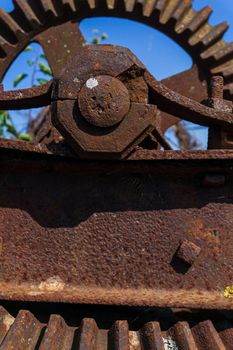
0 151 233 309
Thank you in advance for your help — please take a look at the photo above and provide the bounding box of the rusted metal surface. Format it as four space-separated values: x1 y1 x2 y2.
145 71 233 128
208 76 233 150
0 305 232 349
0 0 233 141
1 43 233 159
1 0 233 314
35 22 86 77
0 41 233 306
0 81 52 110
0 154 233 309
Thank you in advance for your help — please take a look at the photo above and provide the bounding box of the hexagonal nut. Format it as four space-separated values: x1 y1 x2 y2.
52 100 157 159
51 44 157 159
176 240 201 266
58 44 146 87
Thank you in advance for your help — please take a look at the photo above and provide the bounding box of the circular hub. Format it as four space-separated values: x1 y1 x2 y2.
78 75 130 128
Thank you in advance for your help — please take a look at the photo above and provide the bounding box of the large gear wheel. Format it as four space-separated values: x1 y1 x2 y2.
0 0 233 98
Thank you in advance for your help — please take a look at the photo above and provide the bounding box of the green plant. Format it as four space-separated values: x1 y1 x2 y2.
0 110 32 141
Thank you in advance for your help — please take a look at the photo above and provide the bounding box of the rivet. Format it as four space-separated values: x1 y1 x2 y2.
176 240 201 266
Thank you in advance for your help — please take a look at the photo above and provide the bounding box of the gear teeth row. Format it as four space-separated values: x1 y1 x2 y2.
13 0 42 30
0 8 25 41
61 0 77 13
40 0 58 18
0 0 233 98
0 306 232 349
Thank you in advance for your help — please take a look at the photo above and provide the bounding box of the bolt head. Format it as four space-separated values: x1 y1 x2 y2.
176 240 201 266
78 75 130 128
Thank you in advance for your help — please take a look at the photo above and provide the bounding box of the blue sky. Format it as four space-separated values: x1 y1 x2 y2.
1 0 233 147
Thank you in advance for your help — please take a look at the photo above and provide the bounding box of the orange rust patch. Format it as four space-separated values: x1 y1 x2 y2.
187 219 222 257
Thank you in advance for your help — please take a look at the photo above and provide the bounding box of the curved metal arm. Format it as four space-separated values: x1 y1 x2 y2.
0 80 53 110
145 71 233 128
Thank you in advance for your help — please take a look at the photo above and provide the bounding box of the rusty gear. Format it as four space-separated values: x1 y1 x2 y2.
1 3 233 345
0 305 231 350
0 0 233 99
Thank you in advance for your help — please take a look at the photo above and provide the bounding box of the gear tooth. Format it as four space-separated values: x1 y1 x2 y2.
175 7 196 34
188 23 212 46
142 0 157 17
0 35 14 57
201 41 233 64
202 22 229 47
124 0 136 12
223 66 233 80
171 0 192 22
223 68 233 80
214 42 233 62
159 0 181 25
201 41 226 59
155 0 167 12
106 0 116 10
187 6 213 32
40 0 58 18
60 0 77 13
211 59 233 77
13 0 42 30
87 0 96 9
0 8 25 41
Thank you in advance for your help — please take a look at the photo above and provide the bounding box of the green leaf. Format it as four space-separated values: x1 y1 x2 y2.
24 46 32 52
19 133 32 141
39 62 52 76
0 111 10 124
37 78 48 85
27 60 33 67
40 54 46 59
13 73 28 87
0 111 6 123
91 37 100 44
6 122 18 137
101 33 108 41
